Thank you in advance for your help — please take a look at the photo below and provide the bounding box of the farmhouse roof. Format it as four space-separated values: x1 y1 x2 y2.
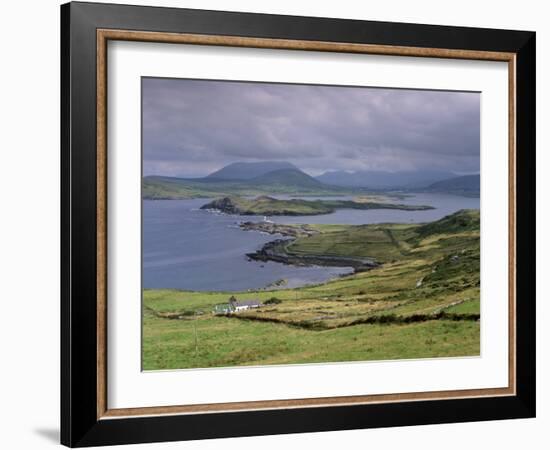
230 298 262 307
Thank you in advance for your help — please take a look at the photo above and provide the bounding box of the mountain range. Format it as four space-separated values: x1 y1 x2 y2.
143 162 341 199
425 174 480 196
315 169 457 189
206 161 298 180
143 161 479 199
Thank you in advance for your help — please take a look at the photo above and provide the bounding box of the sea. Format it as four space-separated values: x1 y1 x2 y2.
142 193 480 291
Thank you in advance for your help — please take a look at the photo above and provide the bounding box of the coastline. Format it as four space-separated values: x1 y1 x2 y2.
240 222 379 273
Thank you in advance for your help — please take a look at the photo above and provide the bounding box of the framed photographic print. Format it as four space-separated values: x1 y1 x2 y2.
60 2 536 447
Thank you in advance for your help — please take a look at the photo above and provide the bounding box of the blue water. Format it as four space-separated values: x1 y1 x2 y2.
142 193 479 291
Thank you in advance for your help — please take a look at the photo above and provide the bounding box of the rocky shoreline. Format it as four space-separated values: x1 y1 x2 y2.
239 221 318 237
240 222 379 273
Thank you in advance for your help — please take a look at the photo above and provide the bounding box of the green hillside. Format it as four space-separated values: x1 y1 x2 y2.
143 210 480 370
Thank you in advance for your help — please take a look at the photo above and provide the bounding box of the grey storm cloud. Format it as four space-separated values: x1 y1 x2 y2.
142 77 480 177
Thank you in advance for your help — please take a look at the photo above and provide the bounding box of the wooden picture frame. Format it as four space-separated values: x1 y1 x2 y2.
61 2 536 447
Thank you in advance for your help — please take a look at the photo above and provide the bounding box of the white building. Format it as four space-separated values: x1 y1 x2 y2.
229 298 262 312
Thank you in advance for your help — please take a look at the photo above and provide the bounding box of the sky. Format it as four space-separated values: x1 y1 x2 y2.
142 77 480 178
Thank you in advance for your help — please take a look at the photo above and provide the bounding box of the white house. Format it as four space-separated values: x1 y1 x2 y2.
229 298 262 312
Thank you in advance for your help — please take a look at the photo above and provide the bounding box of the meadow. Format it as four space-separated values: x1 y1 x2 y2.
143 210 480 370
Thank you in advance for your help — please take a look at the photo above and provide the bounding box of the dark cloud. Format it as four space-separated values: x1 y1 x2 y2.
142 78 480 177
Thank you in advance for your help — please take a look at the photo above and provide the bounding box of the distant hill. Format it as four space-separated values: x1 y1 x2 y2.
248 168 324 189
143 168 351 199
416 209 480 237
426 174 480 195
206 161 298 180
142 162 354 199
316 170 456 189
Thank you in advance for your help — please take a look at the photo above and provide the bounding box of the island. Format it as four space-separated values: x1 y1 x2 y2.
200 195 433 216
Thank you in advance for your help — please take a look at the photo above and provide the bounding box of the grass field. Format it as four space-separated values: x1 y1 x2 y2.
143 210 480 370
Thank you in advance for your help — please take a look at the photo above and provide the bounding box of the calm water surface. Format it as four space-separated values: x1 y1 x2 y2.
143 193 479 291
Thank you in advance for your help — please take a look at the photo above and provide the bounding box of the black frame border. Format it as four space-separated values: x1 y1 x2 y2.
61 2 536 447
